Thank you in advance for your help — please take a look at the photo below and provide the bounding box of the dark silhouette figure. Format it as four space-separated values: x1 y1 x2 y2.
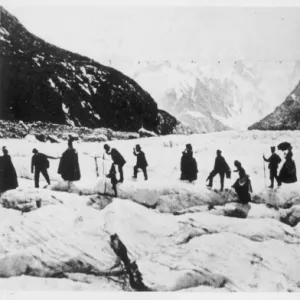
32 148 57 188
180 144 198 182
0 147 18 193
104 144 126 183
232 160 252 205
58 140 81 182
107 163 118 197
109 234 152 291
263 146 282 188
279 146 297 184
206 150 230 191
133 144 148 180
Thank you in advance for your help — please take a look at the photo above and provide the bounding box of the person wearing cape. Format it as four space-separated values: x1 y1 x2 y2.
278 146 297 184
0 146 18 193
58 139 81 182
180 144 198 182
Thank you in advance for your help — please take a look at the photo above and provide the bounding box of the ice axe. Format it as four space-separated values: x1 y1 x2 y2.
103 153 107 195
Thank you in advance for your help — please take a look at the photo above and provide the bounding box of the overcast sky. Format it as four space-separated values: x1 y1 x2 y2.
2 1 300 71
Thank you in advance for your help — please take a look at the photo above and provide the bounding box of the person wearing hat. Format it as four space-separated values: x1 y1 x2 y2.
263 146 282 188
180 144 198 182
32 148 59 188
206 150 230 191
133 144 148 180
104 144 126 183
58 139 81 183
0 146 18 193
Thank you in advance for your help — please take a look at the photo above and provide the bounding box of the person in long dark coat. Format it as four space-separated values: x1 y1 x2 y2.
207 150 230 191
133 144 148 180
180 144 198 182
232 160 252 205
58 140 81 182
279 146 297 184
263 146 282 188
0 146 18 193
104 144 126 183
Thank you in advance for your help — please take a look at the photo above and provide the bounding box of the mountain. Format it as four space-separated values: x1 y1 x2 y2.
248 80 300 130
129 60 300 132
0 6 182 135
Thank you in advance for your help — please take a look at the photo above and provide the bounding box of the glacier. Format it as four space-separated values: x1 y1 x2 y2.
0 130 300 291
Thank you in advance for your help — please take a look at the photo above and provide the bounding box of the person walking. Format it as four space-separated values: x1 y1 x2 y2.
104 144 126 183
133 144 148 180
32 148 58 188
263 146 282 188
206 150 230 191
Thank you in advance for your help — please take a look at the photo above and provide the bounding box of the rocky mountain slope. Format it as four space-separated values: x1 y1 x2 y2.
249 80 300 130
0 6 182 135
130 61 300 132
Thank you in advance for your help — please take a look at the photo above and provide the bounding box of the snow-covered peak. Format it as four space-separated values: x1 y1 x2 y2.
131 61 300 131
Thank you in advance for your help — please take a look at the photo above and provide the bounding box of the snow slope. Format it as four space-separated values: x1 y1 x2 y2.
1 130 300 291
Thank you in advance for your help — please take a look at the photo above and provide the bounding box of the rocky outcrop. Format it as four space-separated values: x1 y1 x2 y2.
249 80 300 130
0 120 141 142
0 6 181 135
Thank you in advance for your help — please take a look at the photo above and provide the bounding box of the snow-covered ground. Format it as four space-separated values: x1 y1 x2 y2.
1 130 300 291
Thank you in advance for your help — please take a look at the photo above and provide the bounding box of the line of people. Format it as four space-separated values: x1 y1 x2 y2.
0 140 297 204
0 139 82 194
104 143 148 197
179 143 297 205
0 140 149 196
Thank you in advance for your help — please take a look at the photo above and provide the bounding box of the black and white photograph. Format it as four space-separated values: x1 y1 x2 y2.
0 0 300 295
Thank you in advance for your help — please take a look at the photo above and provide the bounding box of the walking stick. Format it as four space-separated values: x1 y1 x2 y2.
103 153 107 195
263 155 267 188
169 165 177 179
94 156 99 177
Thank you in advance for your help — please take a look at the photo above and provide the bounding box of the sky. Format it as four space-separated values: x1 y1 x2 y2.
1 1 300 73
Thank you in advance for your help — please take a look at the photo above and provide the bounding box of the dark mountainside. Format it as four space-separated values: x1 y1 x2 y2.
249 81 300 130
0 6 185 135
